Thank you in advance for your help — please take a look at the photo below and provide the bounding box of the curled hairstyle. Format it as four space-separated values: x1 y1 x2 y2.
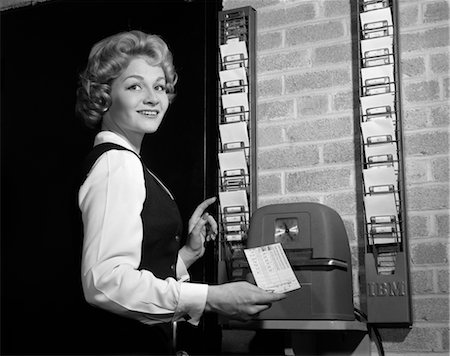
75 30 177 129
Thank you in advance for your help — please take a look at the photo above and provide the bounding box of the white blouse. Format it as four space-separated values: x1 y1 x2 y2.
79 131 208 326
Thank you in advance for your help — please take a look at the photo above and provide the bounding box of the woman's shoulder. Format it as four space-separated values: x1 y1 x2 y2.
85 145 143 182
90 142 138 162
79 146 146 205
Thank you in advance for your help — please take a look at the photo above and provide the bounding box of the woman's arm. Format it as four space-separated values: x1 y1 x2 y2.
79 150 207 325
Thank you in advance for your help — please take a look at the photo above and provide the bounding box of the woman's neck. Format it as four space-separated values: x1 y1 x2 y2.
101 121 142 154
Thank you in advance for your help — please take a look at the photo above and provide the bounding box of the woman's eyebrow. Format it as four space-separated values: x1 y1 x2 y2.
122 74 144 81
122 74 166 83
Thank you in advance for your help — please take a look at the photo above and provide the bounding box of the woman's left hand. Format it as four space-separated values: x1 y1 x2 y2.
180 197 218 267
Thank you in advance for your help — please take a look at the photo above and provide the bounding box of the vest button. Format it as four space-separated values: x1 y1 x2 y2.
170 264 175 271
175 235 180 242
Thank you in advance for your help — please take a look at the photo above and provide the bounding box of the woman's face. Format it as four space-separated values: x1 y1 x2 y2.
106 57 169 137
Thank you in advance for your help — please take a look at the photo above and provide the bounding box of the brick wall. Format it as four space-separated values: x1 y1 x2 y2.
223 0 449 354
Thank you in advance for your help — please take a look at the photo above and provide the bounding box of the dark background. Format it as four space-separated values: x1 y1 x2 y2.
1 0 220 354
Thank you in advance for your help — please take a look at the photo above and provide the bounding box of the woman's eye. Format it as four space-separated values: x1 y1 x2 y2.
127 84 142 91
155 84 167 92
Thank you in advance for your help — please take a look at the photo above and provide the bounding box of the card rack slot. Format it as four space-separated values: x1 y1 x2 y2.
219 10 249 44
218 99 250 124
357 0 412 324
220 170 250 191
220 207 250 243
218 7 256 284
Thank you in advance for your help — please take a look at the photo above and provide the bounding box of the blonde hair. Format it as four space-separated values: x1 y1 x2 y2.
75 30 177 129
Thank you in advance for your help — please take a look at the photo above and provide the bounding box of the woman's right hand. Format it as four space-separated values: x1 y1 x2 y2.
205 281 286 321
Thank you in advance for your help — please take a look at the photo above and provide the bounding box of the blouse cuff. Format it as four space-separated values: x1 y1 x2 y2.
177 282 208 325
176 254 190 282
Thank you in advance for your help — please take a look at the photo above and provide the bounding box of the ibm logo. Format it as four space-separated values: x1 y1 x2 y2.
367 281 407 297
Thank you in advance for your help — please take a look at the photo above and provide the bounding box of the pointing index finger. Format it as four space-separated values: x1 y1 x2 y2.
192 197 217 218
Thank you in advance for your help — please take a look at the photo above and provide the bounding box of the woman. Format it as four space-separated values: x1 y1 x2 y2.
76 30 285 354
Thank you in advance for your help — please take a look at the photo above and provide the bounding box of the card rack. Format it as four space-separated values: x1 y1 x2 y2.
357 0 412 324
217 7 256 284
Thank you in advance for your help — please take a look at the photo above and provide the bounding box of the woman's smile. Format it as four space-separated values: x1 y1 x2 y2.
137 109 160 118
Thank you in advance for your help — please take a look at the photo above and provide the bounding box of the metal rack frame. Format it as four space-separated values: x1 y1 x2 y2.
217 6 257 285
356 0 412 325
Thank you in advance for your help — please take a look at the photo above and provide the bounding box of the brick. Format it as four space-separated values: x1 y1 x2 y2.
379 327 440 352
257 173 282 195
324 0 350 17
401 27 449 53
405 159 428 183
430 104 449 127
423 0 450 23
285 68 350 93
314 42 352 65
285 116 352 142
257 31 283 52
257 125 284 147
286 168 352 193
404 131 448 156
407 185 449 210
403 107 429 130
258 3 316 29
323 191 357 215
258 50 311 73
257 77 282 98
413 297 449 321
404 80 440 102
257 99 294 121
285 3 316 24
343 218 356 241
258 145 320 170
411 269 434 294
350 245 361 271
411 241 448 264
296 94 328 116
438 269 449 293
399 4 419 27
286 21 345 47
258 8 287 29
323 140 355 164
436 213 449 237
432 156 449 182
431 52 449 74
401 57 425 79
333 90 354 111
406 214 430 238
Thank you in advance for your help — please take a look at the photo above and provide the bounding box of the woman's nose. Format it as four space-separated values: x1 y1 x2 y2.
144 89 159 105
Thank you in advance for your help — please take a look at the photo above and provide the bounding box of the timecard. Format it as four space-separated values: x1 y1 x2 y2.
244 243 301 293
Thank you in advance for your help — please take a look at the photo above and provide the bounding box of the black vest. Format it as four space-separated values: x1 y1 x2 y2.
79 142 183 355
81 142 182 278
